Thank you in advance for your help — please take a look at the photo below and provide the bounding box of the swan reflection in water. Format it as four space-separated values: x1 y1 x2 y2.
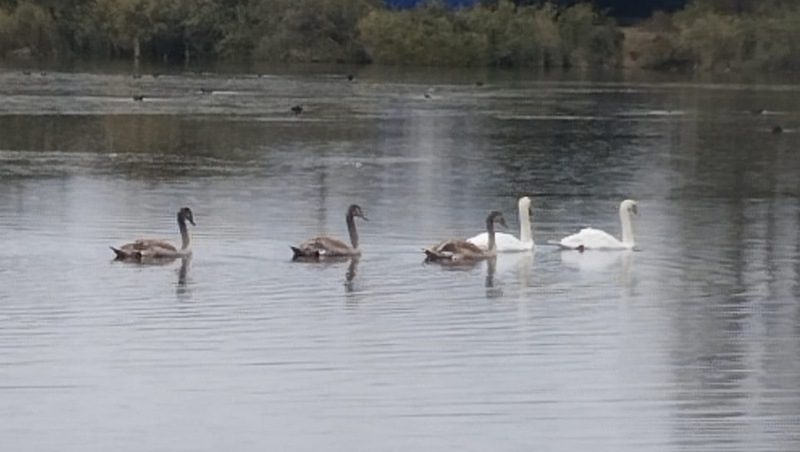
291 254 361 293
344 256 359 293
109 251 193 299
422 254 506 298
487 251 536 298
484 257 503 298
560 249 635 287
176 255 192 298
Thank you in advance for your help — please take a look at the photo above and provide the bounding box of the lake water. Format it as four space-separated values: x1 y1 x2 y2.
0 64 799 451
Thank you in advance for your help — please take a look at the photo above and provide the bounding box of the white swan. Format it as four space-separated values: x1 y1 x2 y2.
467 196 533 252
559 199 638 250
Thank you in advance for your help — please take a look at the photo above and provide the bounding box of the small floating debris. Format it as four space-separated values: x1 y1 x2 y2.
291 105 303 115
22 71 31 76
771 125 783 134
475 81 484 87
132 74 142 79
750 108 765 116
132 95 145 101
347 74 355 81
199 87 213 95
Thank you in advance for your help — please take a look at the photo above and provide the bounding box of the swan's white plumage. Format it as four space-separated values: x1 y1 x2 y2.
558 199 638 251
558 227 629 250
467 197 533 252
468 232 533 251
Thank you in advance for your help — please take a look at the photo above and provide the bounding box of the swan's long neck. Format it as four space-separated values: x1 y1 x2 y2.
518 203 533 244
486 217 496 253
619 206 634 247
178 216 191 250
346 213 359 250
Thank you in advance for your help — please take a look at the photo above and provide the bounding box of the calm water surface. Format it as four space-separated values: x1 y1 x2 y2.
1 65 799 451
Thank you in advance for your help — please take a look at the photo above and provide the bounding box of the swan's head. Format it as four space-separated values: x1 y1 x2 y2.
487 210 508 228
518 196 532 213
178 207 196 226
347 204 368 221
620 199 638 216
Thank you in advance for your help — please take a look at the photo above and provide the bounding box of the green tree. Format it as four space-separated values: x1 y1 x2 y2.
8 1 57 56
248 0 378 63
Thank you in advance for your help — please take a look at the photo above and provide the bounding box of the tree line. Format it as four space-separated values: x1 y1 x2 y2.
0 0 799 71
0 0 620 68
632 0 800 71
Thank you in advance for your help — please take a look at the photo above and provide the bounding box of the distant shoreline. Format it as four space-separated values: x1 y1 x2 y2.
2 1 798 73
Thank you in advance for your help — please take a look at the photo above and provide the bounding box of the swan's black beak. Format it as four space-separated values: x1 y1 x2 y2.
632 204 638 215
498 217 508 228
189 218 196 226
360 214 369 221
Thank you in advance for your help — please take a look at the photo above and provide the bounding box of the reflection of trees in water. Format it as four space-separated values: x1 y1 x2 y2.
667 197 800 448
0 114 310 177
619 84 800 449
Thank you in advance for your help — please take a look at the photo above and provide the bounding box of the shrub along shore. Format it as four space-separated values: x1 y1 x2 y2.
0 0 799 72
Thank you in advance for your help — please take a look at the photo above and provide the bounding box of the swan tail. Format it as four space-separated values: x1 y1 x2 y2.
548 240 585 253
291 246 320 260
548 239 575 250
423 248 449 263
110 246 126 260
110 246 142 261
